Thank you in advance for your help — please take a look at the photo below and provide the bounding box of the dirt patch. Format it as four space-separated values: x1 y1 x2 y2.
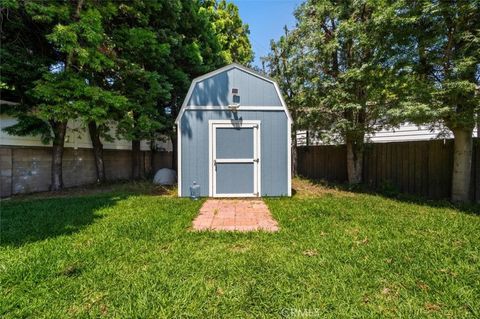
229 243 251 253
4 181 177 202
302 249 318 257
292 178 355 198
424 303 441 312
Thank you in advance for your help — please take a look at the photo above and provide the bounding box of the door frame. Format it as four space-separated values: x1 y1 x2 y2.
208 120 261 197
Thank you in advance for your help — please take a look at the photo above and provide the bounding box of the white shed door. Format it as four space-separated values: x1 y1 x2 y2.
210 121 260 197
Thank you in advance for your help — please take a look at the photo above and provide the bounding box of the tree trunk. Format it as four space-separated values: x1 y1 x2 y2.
451 127 473 202
51 121 67 191
292 133 298 177
346 137 363 184
88 121 105 183
132 140 143 179
149 140 156 175
477 111 479 138
171 134 177 171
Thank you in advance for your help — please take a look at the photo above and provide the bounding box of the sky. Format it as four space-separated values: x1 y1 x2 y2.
231 0 303 68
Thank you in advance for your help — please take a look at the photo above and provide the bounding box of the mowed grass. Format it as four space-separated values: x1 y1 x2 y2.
1 179 479 318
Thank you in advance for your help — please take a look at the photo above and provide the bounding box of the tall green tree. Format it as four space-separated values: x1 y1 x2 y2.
1 0 126 190
390 0 480 202
50 2 128 184
73 3 128 184
163 0 253 170
2 0 253 186
263 26 311 176
286 0 398 184
1 1 56 143
202 0 254 65
107 0 212 178
162 0 226 170
107 0 252 176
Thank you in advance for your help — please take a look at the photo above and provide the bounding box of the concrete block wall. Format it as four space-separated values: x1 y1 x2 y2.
0 148 12 197
0 146 173 197
11 147 52 194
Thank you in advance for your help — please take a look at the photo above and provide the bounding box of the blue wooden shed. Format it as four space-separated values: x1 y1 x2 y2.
175 63 292 197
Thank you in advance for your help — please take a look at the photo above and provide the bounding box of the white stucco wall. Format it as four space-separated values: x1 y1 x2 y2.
0 114 172 151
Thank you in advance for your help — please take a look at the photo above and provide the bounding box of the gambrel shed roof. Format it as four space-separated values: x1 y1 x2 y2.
175 63 292 124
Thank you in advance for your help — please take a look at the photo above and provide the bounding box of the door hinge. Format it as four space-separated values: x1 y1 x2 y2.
253 158 259 163
254 192 259 197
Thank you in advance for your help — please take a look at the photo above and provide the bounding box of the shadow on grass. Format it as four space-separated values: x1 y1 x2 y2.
296 177 480 215
0 194 126 247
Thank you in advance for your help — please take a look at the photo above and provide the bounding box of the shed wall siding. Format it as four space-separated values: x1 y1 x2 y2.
187 68 283 107
180 110 288 196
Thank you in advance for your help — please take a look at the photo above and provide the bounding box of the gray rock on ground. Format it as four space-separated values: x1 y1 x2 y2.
153 168 176 185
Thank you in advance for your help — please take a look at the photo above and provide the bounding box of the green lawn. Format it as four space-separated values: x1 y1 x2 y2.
1 180 479 318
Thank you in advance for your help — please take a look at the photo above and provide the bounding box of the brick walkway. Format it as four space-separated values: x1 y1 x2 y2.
192 199 279 232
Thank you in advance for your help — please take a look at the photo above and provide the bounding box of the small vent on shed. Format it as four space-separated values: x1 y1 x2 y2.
230 88 240 111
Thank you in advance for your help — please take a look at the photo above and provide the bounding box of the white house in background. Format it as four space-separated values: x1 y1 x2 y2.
0 114 172 151
297 122 478 146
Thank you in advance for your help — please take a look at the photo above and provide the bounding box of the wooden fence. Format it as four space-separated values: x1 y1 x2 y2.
297 139 480 201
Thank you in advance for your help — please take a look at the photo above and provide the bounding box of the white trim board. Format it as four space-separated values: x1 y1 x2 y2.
209 120 261 197
177 122 182 197
186 106 284 111
287 117 292 196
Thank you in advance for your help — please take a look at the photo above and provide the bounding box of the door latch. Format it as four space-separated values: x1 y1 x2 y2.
253 158 259 163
